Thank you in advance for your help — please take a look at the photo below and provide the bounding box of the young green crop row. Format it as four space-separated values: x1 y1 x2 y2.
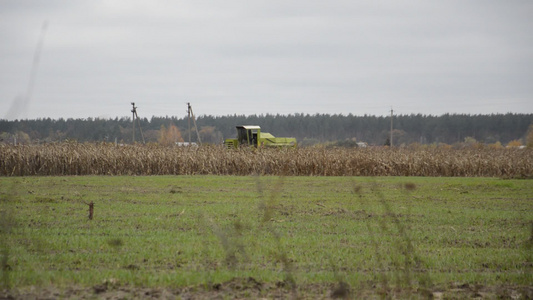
1 143 532 177
1 176 531 298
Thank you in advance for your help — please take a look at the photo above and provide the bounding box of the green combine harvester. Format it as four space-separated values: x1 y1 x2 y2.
224 125 297 148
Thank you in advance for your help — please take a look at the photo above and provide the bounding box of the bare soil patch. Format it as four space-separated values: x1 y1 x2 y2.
2 279 532 299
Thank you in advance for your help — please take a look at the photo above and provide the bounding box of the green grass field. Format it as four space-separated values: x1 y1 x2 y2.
1 176 532 298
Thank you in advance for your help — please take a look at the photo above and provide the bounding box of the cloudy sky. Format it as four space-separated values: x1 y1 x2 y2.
1 1 532 120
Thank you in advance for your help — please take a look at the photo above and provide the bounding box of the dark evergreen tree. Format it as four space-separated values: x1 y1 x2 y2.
1 113 531 146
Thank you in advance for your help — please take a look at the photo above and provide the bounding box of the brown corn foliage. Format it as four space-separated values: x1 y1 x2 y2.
1 142 532 177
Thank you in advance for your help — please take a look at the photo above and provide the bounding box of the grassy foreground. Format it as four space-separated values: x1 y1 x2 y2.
1 176 532 298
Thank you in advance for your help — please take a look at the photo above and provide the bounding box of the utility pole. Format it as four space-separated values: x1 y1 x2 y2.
187 102 201 145
131 102 145 144
132 102 136 143
390 107 394 147
187 103 191 144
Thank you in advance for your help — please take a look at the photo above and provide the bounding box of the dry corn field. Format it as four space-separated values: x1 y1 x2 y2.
1 143 532 177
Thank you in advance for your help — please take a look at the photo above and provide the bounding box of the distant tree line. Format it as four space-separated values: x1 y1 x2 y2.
0 113 531 147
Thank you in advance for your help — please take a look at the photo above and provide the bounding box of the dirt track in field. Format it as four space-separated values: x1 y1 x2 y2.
2 279 532 299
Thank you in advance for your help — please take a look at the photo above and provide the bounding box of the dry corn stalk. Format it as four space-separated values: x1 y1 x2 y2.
0 143 531 177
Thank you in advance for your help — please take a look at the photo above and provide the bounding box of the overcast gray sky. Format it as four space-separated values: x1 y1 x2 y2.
1 1 532 120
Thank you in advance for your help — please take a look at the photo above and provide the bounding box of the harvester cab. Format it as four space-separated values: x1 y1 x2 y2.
237 125 259 147
224 125 296 148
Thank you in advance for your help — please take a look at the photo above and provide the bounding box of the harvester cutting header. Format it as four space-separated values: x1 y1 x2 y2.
224 125 297 148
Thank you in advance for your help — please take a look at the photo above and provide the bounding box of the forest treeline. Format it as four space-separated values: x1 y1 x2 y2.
1 113 532 147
